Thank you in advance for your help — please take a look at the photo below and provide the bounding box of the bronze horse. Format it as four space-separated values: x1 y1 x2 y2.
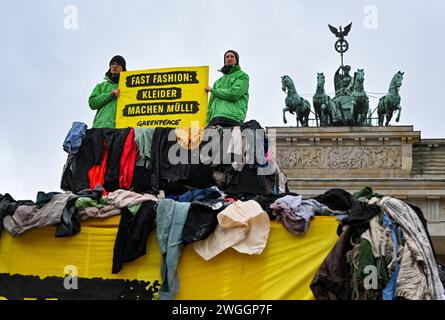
313 72 336 127
377 71 404 126
281 75 311 127
351 69 369 126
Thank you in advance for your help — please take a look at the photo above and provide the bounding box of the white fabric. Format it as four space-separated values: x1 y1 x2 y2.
193 200 270 260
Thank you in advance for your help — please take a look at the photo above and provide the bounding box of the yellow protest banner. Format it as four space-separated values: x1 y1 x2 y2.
115 66 209 128
0 217 339 299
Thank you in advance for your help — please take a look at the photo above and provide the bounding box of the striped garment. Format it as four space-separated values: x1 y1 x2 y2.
380 197 445 300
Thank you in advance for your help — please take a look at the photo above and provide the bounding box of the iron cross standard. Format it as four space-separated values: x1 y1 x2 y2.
328 22 352 67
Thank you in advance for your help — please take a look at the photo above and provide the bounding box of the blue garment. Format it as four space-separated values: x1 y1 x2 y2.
178 187 221 203
156 199 190 300
382 212 401 300
63 122 88 154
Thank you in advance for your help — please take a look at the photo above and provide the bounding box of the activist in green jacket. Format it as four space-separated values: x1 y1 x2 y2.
205 50 249 125
89 55 127 128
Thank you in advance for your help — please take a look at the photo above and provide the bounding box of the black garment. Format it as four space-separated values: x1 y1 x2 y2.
103 128 131 191
112 201 157 274
36 191 61 208
106 71 120 84
241 120 267 169
131 166 152 193
75 184 105 202
264 136 269 154
161 180 188 196
61 129 102 192
0 194 34 237
310 225 352 300
61 128 131 193
220 65 233 75
199 127 227 167
202 122 267 182
207 117 241 127
181 201 223 245
200 125 250 169
314 188 380 235
240 119 262 131
61 129 103 192
0 274 159 300
313 188 354 211
186 163 214 189
347 201 381 235
60 155 77 192
225 167 270 196
55 198 80 237
150 128 189 194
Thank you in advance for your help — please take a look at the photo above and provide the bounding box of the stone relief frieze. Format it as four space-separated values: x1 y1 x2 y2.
276 146 401 169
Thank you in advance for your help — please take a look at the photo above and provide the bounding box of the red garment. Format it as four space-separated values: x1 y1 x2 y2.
224 197 237 203
88 142 108 195
119 128 137 189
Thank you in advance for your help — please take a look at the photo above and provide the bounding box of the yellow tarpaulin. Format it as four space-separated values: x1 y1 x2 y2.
0 216 339 300
116 66 209 128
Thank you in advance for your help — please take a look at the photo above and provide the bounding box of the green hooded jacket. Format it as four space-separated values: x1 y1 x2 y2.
88 74 118 128
206 65 249 124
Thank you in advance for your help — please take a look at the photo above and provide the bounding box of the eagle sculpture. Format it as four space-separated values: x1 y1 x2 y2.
328 22 352 40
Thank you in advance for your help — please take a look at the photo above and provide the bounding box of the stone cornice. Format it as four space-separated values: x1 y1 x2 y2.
286 177 445 198
266 126 421 146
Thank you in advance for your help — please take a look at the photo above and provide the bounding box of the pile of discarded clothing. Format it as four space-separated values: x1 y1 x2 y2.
2 120 445 300
310 187 445 300
60 121 287 197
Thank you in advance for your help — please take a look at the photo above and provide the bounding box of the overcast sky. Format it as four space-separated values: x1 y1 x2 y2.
1 0 444 200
